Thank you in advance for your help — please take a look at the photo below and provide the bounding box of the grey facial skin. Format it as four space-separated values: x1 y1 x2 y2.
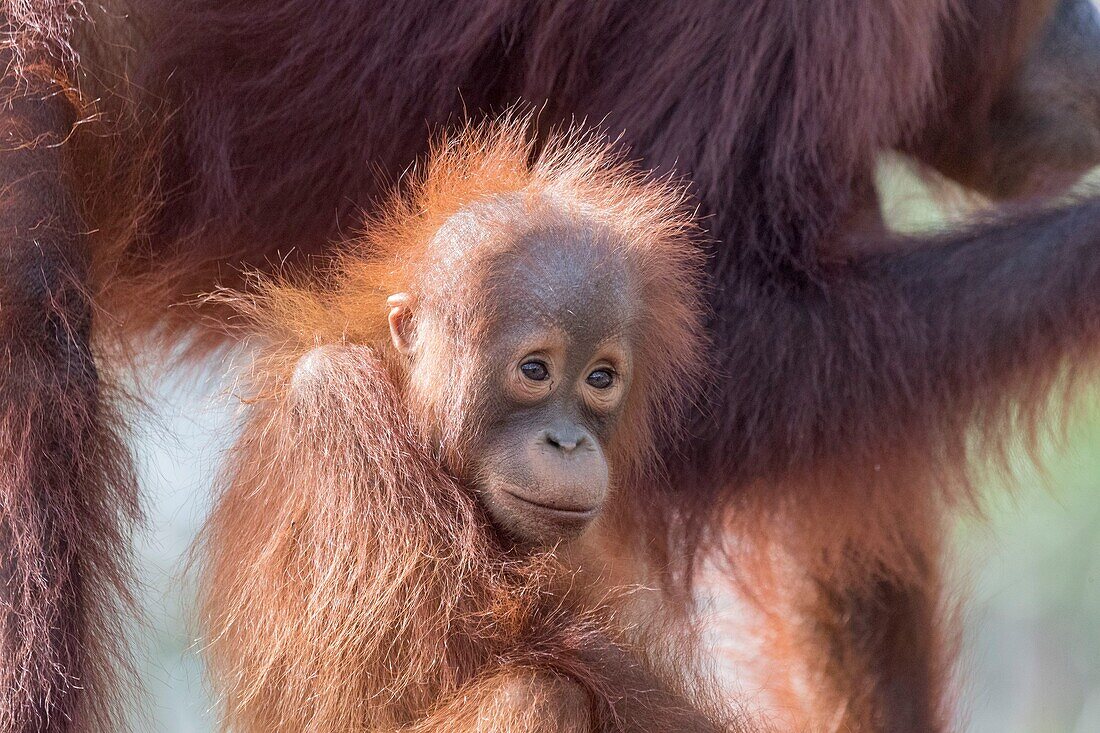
467 225 636 546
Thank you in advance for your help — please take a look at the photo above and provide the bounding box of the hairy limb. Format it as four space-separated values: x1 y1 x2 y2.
694 197 1100 731
0 57 138 731
412 657 744 733
573 638 748 733
816 559 949 732
699 197 1100 555
203 343 740 732
759 542 951 732
405 670 592 733
715 1 1100 721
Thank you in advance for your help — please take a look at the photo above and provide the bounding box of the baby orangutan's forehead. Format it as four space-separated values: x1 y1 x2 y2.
482 225 635 341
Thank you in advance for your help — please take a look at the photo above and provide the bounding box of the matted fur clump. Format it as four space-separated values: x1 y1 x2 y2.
198 121 721 732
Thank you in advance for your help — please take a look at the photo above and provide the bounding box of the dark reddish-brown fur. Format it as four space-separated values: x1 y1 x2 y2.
1 36 139 733
3 0 1100 730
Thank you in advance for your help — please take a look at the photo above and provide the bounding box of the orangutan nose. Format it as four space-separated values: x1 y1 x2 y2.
541 425 588 454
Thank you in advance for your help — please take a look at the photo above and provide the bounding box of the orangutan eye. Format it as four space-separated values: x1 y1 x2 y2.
586 369 614 389
520 360 549 381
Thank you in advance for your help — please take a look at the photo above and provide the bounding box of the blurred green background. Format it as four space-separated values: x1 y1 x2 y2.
956 399 1100 732
120 159 1100 731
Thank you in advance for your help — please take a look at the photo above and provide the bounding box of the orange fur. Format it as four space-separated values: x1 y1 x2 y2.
229 117 706 477
6 3 1100 730
199 123 742 732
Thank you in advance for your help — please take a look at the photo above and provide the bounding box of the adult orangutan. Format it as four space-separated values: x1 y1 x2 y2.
2 0 1100 731
197 123 739 732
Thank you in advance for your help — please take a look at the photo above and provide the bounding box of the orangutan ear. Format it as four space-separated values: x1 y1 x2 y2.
387 293 417 354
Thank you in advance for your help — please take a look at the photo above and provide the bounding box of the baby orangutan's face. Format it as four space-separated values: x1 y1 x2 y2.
390 225 635 546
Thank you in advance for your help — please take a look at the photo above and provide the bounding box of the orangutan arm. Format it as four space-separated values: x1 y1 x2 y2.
807 199 1100 731
410 654 741 733
836 200 1099 733
696 195 1100 731
203 343 740 732
0 53 138 733
787 3 1100 717
706 197 1100 494
403 670 592 733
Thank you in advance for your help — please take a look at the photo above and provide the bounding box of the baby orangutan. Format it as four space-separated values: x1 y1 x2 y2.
199 125 748 732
